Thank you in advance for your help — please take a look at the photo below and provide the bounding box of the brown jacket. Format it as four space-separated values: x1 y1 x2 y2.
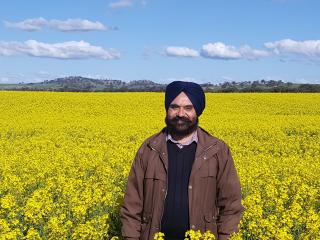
120 127 244 240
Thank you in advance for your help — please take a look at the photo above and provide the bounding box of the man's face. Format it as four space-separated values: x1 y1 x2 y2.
165 92 198 137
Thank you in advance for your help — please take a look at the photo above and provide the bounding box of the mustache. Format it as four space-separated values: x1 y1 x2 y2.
170 116 192 123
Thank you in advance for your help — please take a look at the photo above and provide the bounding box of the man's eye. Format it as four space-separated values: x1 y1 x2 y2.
184 106 193 111
169 105 179 109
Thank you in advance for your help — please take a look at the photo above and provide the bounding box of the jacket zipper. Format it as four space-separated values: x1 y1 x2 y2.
188 143 216 229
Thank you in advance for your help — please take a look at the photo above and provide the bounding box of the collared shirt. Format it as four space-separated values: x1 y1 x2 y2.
166 130 198 149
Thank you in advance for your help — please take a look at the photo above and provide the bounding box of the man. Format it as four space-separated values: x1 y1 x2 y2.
120 81 244 240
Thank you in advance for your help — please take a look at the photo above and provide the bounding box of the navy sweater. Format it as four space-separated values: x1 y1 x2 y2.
160 141 197 240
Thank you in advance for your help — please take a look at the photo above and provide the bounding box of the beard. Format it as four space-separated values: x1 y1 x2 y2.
165 115 198 137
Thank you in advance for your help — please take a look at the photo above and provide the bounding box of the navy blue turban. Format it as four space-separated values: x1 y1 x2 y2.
165 81 205 116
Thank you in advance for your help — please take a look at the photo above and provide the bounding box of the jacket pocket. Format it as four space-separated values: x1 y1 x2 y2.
144 171 166 181
199 157 217 210
143 170 166 213
200 155 218 178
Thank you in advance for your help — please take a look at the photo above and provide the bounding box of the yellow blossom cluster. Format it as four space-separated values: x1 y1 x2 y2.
154 230 216 240
0 91 319 239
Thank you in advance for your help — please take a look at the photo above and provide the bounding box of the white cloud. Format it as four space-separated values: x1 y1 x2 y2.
4 17 47 31
0 40 120 60
201 42 241 60
163 42 269 60
109 0 134 8
109 0 147 8
265 39 320 58
48 19 106 31
201 42 269 60
4 18 108 32
0 41 18 56
239 45 270 59
165 46 199 58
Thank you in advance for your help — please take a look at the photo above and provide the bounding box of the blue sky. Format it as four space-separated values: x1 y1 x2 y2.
1 0 320 84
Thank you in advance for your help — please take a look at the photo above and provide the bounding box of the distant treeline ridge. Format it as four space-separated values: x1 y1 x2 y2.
0 76 319 92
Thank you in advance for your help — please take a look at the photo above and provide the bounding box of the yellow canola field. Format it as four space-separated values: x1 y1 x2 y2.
0 91 319 239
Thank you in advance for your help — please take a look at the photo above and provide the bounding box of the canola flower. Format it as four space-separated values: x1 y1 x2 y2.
0 91 319 239
154 230 216 240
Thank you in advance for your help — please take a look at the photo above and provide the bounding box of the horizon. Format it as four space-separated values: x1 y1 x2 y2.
0 75 297 85
1 0 320 84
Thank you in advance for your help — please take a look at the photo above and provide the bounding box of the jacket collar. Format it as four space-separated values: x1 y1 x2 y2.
148 127 217 152
147 127 219 172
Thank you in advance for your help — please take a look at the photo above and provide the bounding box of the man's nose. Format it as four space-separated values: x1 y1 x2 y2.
177 107 185 117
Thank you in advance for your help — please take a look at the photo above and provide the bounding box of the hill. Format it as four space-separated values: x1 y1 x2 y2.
0 76 319 92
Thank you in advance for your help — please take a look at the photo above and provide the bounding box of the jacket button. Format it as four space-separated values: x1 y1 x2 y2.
203 156 207 160
188 185 192 189
191 225 196 229
162 188 165 192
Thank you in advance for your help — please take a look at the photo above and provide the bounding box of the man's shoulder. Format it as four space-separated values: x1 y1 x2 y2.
198 127 228 147
144 129 166 143
135 128 166 154
197 128 235 169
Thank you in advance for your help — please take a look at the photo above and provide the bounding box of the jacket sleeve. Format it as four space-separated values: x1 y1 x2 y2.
120 146 146 239
216 142 244 240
